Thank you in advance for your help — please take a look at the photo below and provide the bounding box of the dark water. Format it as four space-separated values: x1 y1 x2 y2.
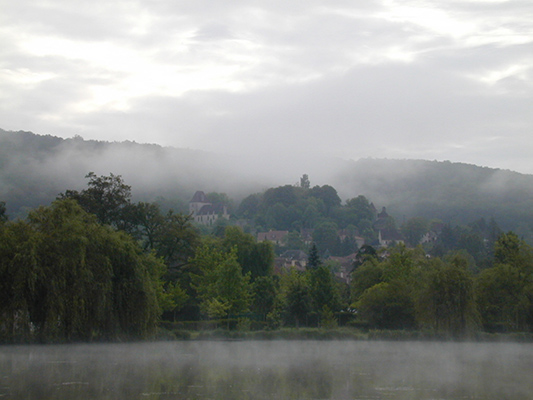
1 340 532 399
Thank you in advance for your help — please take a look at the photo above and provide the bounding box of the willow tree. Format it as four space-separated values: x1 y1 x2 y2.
476 232 533 332
416 256 478 337
0 199 164 342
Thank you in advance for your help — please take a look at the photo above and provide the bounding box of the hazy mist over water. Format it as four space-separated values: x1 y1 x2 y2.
1 340 532 399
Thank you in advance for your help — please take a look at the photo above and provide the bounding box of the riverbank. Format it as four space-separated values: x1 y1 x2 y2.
155 326 533 342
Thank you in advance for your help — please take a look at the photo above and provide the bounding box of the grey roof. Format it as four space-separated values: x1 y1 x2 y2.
191 191 208 203
198 203 226 215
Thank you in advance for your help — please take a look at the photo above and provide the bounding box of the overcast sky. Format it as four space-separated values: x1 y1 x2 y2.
1 0 533 175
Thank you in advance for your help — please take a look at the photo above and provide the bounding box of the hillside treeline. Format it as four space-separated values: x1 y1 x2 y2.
3 129 533 244
2 174 533 342
231 180 503 271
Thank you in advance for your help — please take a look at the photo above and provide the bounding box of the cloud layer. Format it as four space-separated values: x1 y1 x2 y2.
1 0 532 175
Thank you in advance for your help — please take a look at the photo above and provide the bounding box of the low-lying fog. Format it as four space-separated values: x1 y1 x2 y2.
1 340 531 399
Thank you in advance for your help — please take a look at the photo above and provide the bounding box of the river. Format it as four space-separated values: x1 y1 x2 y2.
1 340 532 399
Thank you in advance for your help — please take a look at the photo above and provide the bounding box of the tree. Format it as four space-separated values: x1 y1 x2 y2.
352 244 378 269
416 258 478 336
401 217 429 247
283 231 306 251
0 201 7 223
301 204 320 228
475 233 533 332
494 231 533 268
300 174 310 189
129 201 166 250
190 245 252 321
350 257 383 304
343 195 375 226
0 199 163 342
154 210 200 275
222 226 274 279
312 221 339 254
236 193 261 219
308 185 341 211
280 269 312 327
475 264 531 332
252 275 278 321
307 243 322 270
59 172 132 228
309 265 341 317
263 185 299 208
357 281 416 330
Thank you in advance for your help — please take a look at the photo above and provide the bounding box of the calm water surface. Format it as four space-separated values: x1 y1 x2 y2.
1 340 532 399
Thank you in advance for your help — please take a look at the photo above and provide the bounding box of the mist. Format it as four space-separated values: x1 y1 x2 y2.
2 340 531 399
0 129 353 213
3 129 533 237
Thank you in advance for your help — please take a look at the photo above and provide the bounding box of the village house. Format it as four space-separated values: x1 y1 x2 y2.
257 230 289 245
273 250 308 274
189 190 230 226
328 253 358 283
373 206 404 247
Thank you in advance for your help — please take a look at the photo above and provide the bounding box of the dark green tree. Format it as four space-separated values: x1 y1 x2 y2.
307 243 322 270
0 199 163 342
0 201 7 223
341 195 375 227
190 245 252 321
309 265 341 317
312 221 339 254
222 226 274 279
401 217 429 247
236 193 261 219
300 174 310 189
59 172 132 228
350 257 383 304
252 275 278 321
262 185 299 208
416 257 478 337
357 281 416 330
280 269 312 327
475 232 533 331
308 185 341 212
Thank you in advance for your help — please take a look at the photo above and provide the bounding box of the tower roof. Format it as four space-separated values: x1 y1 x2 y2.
191 191 208 203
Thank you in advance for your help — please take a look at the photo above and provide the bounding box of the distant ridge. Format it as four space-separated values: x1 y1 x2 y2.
0 128 264 217
331 158 533 237
1 128 533 241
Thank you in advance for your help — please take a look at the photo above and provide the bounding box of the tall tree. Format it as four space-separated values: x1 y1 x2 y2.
280 269 312 327
59 172 132 228
0 201 7 223
308 185 341 211
0 199 163 342
401 217 429 247
222 226 274 279
416 257 478 336
252 275 278 321
307 243 322 270
190 245 252 320
312 221 339 254
309 265 341 316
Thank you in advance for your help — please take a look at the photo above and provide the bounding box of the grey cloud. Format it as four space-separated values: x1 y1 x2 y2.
1 0 532 177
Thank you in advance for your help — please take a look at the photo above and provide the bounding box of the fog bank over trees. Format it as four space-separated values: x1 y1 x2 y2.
2 129 533 239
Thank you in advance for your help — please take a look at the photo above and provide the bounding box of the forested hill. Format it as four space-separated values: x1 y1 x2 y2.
332 158 533 237
0 129 267 217
2 129 533 240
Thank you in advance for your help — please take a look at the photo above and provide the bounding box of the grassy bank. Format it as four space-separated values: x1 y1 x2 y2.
154 325 533 342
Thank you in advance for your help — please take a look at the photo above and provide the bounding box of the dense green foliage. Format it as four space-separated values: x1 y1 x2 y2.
0 200 163 342
3 162 533 342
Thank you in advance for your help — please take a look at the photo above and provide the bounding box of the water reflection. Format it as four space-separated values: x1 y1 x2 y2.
1 340 532 399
